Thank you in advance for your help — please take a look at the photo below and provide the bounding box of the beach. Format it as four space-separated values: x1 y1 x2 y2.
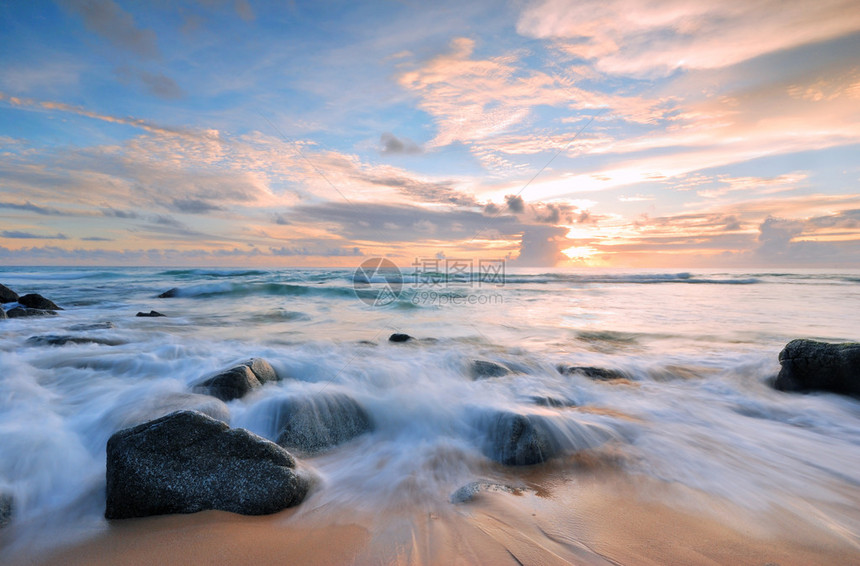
1 267 859 564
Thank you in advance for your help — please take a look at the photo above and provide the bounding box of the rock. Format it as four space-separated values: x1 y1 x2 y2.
158 288 180 298
241 358 279 384
136 310 166 317
105 411 312 520
194 365 261 402
6 307 58 318
69 321 115 331
26 334 126 347
473 408 614 466
774 339 860 397
18 293 62 311
262 392 372 455
470 360 510 379
0 493 12 528
476 410 563 466
529 395 571 408
0 283 18 303
557 365 627 381
389 333 412 343
450 481 521 504
0 308 6 321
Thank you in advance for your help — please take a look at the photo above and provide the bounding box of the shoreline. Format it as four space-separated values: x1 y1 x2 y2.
7 470 858 566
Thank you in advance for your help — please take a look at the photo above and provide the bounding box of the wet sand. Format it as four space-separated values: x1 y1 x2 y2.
9 469 858 566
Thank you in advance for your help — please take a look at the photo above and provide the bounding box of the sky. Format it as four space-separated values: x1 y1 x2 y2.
1 0 859 268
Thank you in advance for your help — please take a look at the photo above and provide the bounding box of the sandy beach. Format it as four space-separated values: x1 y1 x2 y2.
9 466 857 566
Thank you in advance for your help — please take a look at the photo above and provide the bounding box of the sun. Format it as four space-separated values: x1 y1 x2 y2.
561 245 598 262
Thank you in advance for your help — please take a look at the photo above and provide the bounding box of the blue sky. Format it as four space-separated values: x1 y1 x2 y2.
1 0 859 267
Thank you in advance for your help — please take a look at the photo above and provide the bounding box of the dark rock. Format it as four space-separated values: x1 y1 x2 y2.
557 365 627 381
260 392 372 455
69 321 116 331
18 293 62 311
474 408 614 466
0 493 12 528
476 410 563 466
241 357 279 384
105 411 312 520
158 288 180 298
0 308 6 321
26 334 126 347
6 306 58 318
136 310 166 317
0 283 18 304
194 365 261 402
470 360 510 379
774 339 860 397
389 333 413 343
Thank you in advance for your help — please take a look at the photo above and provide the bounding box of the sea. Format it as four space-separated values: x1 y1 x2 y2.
1 265 859 557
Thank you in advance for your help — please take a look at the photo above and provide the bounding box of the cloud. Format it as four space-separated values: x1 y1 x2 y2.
0 201 63 215
269 246 362 257
234 0 255 22
63 0 159 59
511 225 569 266
505 194 525 213
517 0 860 76
138 71 183 100
170 198 223 214
380 132 423 155
1 231 68 240
81 236 113 241
101 207 139 219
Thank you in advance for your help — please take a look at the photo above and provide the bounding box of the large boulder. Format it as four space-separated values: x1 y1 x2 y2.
774 339 860 397
241 358 279 384
105 411 312 520
473 408 615 466
255 392 372 455
6 307 58 318
0 283 17 303
194 365 260 402
18 293 62 311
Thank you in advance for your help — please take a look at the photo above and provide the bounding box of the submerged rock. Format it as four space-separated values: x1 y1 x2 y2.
26 334 125 347
158 287 180 298
194 365 260 402
470 360 511 379
476 410 563 466
473 408 614 466
68 321 116 331
557 365 627 381
136 310 166 317
18 293 62 311
450 481 521 504
774 339 860 397
389 333 412 343
0 493 12 528
264 392 373 455
105 410 312 520
6 307 58 318
0 308 6 320
0 283 18 304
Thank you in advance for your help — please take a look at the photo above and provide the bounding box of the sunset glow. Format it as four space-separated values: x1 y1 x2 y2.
1 1 859 267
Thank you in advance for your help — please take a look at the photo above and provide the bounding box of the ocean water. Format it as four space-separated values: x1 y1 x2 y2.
1 266 859 555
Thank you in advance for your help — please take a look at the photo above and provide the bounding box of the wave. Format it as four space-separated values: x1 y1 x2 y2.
159 282 357 299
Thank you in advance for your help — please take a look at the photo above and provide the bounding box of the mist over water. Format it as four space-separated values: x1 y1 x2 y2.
1 266 859 555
